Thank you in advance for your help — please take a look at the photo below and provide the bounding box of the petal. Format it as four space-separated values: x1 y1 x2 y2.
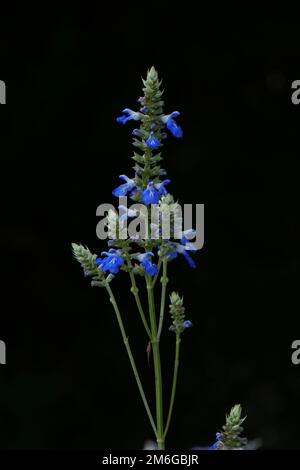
119 174 132 183
167 119 183 138
112 184 131 197
182 251 196 268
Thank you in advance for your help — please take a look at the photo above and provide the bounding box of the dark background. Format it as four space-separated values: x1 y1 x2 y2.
0 5 299 449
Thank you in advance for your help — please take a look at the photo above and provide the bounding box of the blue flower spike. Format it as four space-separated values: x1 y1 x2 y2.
72 68 213 452
169 292 193 334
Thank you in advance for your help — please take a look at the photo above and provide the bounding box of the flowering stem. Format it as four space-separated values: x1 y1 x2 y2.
163 333 181 439
146 275 164 450
157 258 168 340
105 282 157 437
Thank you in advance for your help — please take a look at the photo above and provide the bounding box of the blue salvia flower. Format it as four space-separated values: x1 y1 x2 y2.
146 132 161 149
142 182 160 205
137 252 159 276
161 111 183 138
164 238 197 268
142 180 171 205
155 179 171 197
112 175 136 197
179 238 197 268
96 248 124 275
117 108 142 125
208 441 221 450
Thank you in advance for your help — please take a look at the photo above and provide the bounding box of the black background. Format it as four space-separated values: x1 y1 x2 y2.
0 5 299 450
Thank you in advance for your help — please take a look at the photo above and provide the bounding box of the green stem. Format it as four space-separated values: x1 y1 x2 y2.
105 283 157 437
146 275 165 450
129 269 152 340
157 258 168 340
152 256 162 288
163 334 181 439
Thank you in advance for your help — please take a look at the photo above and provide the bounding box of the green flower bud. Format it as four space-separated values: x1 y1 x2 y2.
71 243 108 287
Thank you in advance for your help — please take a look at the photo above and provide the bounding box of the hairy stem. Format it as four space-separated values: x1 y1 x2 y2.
146 275 164 450
129 269 152 340
164 333 181 439
157 258 168 340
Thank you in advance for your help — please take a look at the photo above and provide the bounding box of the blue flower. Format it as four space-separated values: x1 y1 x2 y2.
96 249 124 275
208 433 223 450
155 179 171 197
137 252 159 276
112 175 136 197
164 238 196 268
161 111 183 138
208 442 220 451
177 246 196 268
117 108 142 125
146 132 161 149
142 182 160 204
142 180 171 205
169 320 193 333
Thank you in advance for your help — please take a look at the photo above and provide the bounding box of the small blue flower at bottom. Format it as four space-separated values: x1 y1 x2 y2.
137 252 159 276
208 433 223 450
117 108 142 124
112 175 136 197
208 442 220 450
146 132 161 149
161 111 183 138
96 249 124 275
169 320 193 333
